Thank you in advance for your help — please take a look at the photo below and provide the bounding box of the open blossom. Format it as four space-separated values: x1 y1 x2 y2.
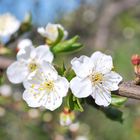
17 39 33 52
0 13 20 37
70 51 122 107
23 61 69 111
37 23 68 42
7 44 53 84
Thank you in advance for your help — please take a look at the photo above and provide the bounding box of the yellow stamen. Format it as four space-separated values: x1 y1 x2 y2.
39 81 54 93
90 72 103 85
28 63 37 72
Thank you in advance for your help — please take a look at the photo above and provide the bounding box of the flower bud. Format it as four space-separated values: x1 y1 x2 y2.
60 107 75 126
131 54 140 65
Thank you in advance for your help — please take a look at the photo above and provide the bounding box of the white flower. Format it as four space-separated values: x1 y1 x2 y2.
23 61 69 111
7 44 54 84
37 23 68 42
0 13 20 37
70 51 122 107
17 39 33 51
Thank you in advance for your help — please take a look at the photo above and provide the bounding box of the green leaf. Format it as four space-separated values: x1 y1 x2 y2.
54 62 66 76
85 97 123 123
101 107 123 123
51 35 83 53
51 27 64 46
67 93 84 112
64 68 75 81
111 95 127 107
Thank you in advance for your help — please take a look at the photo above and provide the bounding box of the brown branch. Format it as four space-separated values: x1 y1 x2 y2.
0 57 140 100
116 81 140 100
94 0 140 49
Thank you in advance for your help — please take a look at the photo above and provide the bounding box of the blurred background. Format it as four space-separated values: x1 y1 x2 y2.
0 0 140 140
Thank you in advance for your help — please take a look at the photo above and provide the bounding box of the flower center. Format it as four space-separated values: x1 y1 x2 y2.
48 27 57 34
39 81 54 93
90 72 103 85
28 63 37 72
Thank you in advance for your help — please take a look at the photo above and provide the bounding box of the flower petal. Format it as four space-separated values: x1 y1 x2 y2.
35 45 54 63
70 76 92 98
41 61 58 80
71 55 93 78
54 76 69 97
17 39 33 50
45 23 58 41
102 71 122 91
7 61 28 84
23 89 42 108
42 91 63 111
37 27 47 37
17 45 34 61
92 85 111 107
91 51 113 74
23 70 44 89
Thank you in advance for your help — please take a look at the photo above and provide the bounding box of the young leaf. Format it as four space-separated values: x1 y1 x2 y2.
101 107 123 123
51 35 83 54
85 97 123 123
64 68 75 81
67 92 84 112
50 27 64 46
54 62 66 76
111 95 127 107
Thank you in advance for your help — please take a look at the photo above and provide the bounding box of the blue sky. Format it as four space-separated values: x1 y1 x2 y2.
0 0 80 26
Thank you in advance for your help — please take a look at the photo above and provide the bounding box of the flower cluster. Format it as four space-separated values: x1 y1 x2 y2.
7 23 122 114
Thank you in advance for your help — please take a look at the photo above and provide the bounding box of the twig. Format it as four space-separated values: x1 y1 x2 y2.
117 81 140 100
0 56 140 100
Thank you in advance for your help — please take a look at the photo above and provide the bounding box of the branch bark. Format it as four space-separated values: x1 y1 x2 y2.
0 56 140 100
116 81 140 100
94 0 140 49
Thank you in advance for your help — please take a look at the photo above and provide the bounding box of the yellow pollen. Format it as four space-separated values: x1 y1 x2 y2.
39 81 54 93
48 27 56 34
28 63 37 72
90 73 103 85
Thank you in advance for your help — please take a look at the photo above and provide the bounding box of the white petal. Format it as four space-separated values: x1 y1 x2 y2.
35 45 53 63
23 89 42 108
23 70 44 89
92 85 111 107
102 71 122 91
54 76 69 97
41 61 58 80
17 45 34 61
37 27 47 37
71 55 93 78
70 76 92 98
17 39 33 50
91 51 113 74
7 61 28 84
42 91 63 111
23 88 63 111
45 23 58 41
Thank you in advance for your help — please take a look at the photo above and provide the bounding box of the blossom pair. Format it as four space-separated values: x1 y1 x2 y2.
7 43 69 111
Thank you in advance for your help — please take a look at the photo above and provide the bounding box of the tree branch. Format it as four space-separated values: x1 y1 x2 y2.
116 81 140 100
0 56 140 100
